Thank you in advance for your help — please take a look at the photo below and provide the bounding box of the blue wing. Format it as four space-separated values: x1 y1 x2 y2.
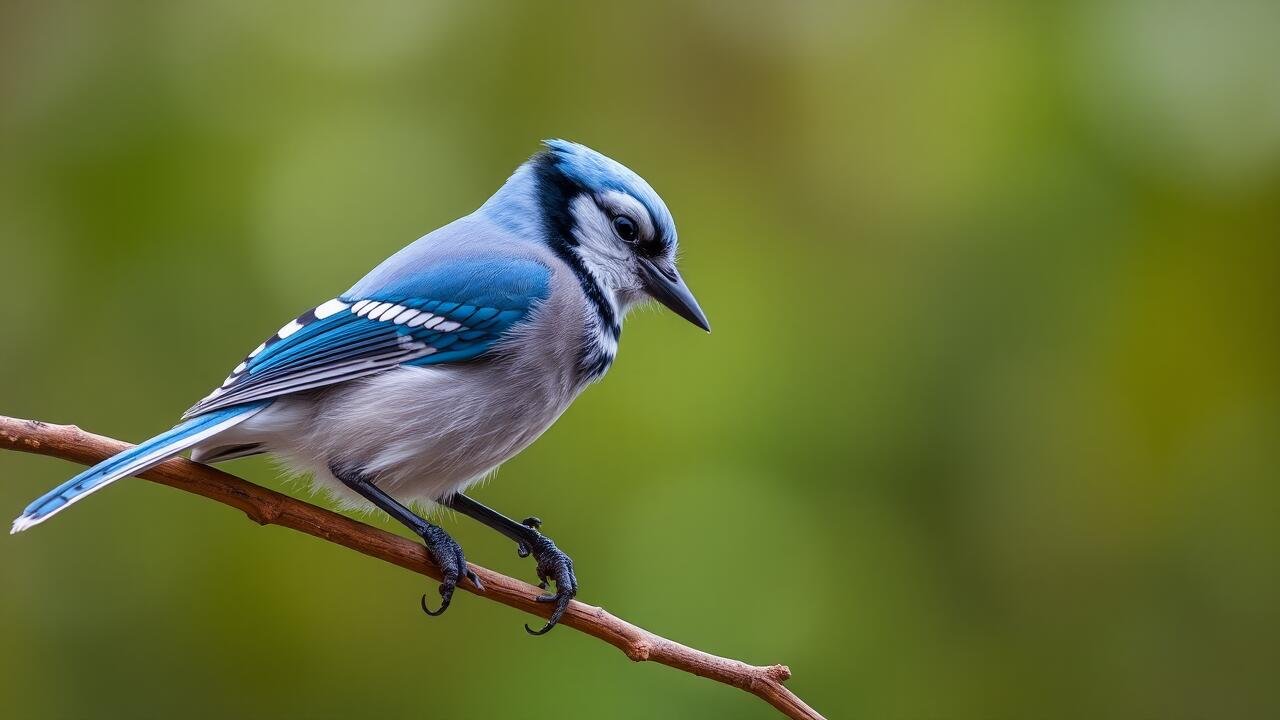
185 257 551 417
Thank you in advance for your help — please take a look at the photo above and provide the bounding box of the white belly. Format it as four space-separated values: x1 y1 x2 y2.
207 362 580 507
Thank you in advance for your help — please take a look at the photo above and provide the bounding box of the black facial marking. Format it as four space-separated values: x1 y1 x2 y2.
637 236 665 259
531 153 621 376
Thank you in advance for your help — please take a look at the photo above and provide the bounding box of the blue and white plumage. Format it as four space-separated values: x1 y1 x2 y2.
12 140 709 632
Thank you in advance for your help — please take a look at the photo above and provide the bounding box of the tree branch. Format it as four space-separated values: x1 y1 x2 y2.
1 415 824 720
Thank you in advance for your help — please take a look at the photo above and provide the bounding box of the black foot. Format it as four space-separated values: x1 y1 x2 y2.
419 524 483 617
520 530 577 635
516 516 542 557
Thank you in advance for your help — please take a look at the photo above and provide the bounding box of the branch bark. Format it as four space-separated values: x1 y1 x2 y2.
1 415 824 720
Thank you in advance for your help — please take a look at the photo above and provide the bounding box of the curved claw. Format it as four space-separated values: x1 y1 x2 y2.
524 592 573 635
422 570 481 616
523 542 576 634
421 589 451 617
417 524 476 617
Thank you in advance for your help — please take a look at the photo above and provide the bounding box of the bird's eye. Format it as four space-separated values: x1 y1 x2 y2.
612 215 638 242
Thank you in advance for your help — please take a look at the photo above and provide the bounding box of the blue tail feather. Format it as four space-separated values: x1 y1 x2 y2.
11 402 267 533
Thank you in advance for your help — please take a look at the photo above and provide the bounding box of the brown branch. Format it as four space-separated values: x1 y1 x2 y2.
1 415 824 720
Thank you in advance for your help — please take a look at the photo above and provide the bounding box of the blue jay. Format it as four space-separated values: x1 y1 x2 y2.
12 140 709 634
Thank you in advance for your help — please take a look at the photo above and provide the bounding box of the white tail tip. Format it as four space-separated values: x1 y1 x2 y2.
10 516 38 534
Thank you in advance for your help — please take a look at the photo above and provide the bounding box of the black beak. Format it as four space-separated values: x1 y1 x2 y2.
638 257 711 332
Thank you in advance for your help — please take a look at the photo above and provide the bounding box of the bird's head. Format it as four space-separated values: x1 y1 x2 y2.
526 139 710 332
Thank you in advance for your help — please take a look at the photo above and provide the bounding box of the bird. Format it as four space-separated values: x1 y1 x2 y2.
11 139 709 634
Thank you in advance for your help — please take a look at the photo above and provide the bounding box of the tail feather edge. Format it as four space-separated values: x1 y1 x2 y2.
11 401 267 533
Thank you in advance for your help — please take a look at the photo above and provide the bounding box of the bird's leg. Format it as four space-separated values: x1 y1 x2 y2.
330 464 482 616
443 493 577 635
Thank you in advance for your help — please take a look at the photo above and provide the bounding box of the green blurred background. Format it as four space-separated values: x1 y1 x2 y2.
2 1 1277 718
